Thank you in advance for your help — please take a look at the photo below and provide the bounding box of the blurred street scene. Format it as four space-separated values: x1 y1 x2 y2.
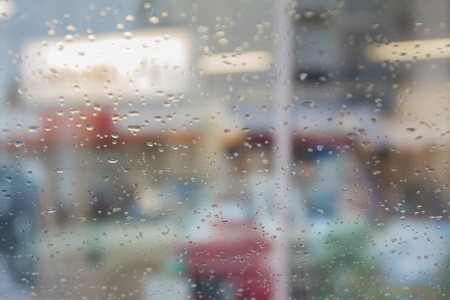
0 0 448 299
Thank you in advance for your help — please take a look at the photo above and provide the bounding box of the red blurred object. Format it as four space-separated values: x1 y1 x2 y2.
42 106 114 146
186 219 274 300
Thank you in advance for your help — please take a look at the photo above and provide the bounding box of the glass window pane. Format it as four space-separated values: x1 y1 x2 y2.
0 0 448 299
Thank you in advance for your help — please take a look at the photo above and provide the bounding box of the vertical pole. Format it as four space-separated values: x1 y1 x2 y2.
273 1 294 299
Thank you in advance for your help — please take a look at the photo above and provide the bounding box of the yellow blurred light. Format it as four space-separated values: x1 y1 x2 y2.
197 51 272 74
365 38 450 62
21 29 191 105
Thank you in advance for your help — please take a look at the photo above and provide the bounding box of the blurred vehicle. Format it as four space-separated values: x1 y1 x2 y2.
184 196 274 300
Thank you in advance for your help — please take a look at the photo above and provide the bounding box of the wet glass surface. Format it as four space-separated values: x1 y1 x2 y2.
0 0 448 299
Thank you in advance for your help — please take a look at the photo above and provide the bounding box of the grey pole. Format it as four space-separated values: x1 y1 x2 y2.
273 1 294 299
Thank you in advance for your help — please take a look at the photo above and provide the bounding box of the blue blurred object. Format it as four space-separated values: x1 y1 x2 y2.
0 162 38 284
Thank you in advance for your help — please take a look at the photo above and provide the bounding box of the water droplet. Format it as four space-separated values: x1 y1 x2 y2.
316 144 323 151
64 34 74 42
54 168 65 174
56 42 65 51
146 141 154 147
107 157 118 164
13 141 24 148
224 129 231 134
361 140 371 147
65 25 76 32
347 132 357 140
123 31 133 39
46 207 58 214
111 132 119 139
406 128 416 132
299 72 308 81
127 125 141 133
125 15 135 22
372 170 381 175
346 198 355 203
112 207 121 213
262 159 269 164
300 100 316 108
317 209 324 214
112 114 120 122
211 204 221 208
149 16 159 24
242 127 250 133
28 126 40 133
128 111 139 116
218 38 229 45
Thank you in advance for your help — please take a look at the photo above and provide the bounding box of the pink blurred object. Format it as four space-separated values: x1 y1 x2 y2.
186 218 274 299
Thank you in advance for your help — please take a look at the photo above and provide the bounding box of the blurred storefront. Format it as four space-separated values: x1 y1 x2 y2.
0 0 448 299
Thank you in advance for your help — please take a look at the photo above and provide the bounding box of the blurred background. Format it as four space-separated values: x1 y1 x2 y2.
0 0 448 299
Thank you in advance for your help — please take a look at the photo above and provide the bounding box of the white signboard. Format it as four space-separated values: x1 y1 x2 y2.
21 29 192 106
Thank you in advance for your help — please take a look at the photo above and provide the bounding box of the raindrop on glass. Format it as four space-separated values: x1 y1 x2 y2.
107 157 118 164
